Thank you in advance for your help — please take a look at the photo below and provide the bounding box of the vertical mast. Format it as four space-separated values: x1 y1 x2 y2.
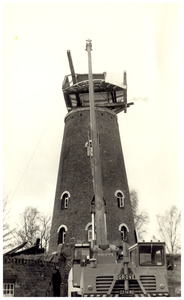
86 39 107 246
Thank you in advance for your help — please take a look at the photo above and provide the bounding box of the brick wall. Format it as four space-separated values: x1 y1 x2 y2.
49 107 136 253
3 254 67 297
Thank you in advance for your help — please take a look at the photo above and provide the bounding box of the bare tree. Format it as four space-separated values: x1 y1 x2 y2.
38 214 51 250
157 205 181 255
15 206 40 247
15 206 51 251
3 196 15 251
130 190 149 240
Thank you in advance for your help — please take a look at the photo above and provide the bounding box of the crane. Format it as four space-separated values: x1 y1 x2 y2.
66 40 170 297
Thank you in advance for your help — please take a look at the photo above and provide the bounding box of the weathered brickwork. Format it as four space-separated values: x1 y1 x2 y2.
3 256 56 297
3 252 71 297
49 107 136 253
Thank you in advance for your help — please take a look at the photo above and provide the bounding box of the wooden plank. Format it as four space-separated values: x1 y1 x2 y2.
67 50 77 84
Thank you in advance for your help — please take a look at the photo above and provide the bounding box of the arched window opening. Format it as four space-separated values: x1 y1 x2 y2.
85 222 95 242
119 223 129 242
85 139 93 157
57 225 68 245
60 191 70 209
120 226 127 241
88 225 93 242
115 190 125 208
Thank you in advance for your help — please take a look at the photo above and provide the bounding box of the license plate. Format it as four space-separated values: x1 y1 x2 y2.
119 290 135 295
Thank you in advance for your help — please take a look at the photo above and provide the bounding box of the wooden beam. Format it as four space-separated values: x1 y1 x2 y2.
67 50 77 84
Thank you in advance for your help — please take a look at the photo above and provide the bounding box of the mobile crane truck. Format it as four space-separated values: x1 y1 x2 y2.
67 40 170 297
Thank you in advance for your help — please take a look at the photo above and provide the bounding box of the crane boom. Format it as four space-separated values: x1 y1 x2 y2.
67 41 170 298
86 39 107 247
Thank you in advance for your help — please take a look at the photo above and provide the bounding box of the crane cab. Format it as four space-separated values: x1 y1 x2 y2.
129 242 166 267
128 242 169 297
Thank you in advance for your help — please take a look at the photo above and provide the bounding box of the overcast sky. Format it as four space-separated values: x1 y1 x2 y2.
3 2 182 241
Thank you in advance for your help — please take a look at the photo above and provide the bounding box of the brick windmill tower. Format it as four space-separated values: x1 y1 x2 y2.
49 40 136 254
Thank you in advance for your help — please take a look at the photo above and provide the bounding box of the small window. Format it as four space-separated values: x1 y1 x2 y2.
115 191 125 208
119 223 129 242
88 227 93 242
85 223 95 242
64 196 69 208
3 283 14 297
74 246 90 260
60 191 70 209
58 227 66 244
85 139 93 157
120 226 127 241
